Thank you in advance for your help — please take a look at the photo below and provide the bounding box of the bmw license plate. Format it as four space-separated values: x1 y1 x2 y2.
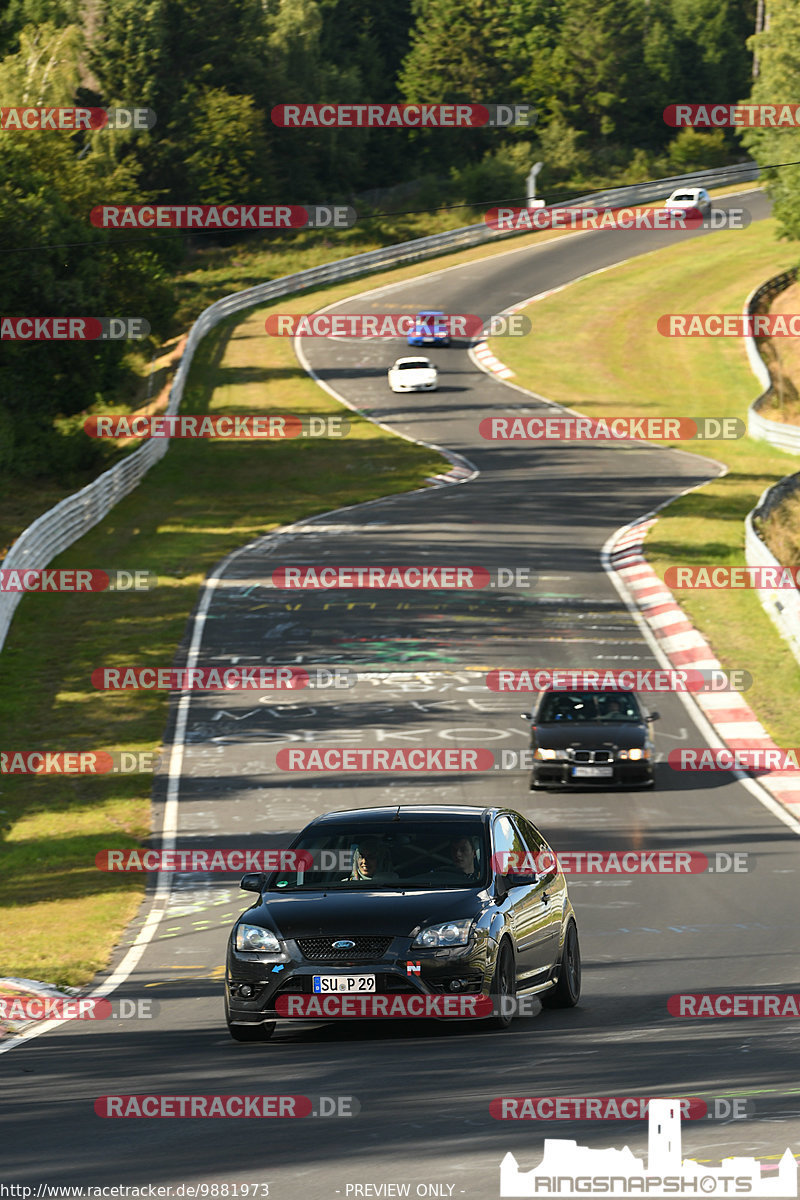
571 765 613 778
313 975 376 993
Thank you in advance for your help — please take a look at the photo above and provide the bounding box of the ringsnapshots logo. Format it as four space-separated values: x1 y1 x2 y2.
485 206 750 233
664 103 800 127
271 103 536 128
91 205 356 230
486 668 752 693
479 415 745 441
90 666 356 690
498 1098 798 1197
1 317 149 340
271 565 533 589
658 314 800 337
264 313 531 338
84 414 347 438
0 106 155 131
0 568 156 592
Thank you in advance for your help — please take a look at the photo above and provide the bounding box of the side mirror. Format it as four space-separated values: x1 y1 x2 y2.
520 712 531 720
648 711 660 722
240 871 264 893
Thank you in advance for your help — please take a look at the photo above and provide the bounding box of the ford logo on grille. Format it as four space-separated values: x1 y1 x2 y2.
332 939 355 949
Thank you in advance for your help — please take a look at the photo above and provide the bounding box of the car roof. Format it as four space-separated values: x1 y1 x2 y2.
304 805 500 827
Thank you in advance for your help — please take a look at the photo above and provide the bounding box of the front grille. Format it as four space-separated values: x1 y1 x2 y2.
297 936 392 961
570 749 613 763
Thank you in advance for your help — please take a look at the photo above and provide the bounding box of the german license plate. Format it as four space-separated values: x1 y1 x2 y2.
571 765 613 778
313 974 376 993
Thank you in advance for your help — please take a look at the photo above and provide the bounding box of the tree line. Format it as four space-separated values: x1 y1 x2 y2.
2 0 792 484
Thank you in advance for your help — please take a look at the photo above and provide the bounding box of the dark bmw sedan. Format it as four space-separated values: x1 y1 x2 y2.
225 805 580 1041
526 690 658 789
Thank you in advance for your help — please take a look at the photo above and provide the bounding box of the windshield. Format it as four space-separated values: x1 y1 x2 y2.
399 360 431 370
538 691 642 723
266 820 488 890
671 193 696 202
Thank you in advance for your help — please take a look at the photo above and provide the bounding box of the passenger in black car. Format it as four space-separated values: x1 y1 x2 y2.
348 839 398 882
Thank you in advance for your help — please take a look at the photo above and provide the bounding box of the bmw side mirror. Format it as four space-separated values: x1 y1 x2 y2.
648 711 660 721
240 871 264 893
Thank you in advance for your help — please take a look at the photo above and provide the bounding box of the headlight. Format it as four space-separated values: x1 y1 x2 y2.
235 924 282 953
412 919 473 948
618 748 649 761
535 747 567 760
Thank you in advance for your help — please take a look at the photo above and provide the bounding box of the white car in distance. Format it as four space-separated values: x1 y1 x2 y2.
388 356 438 393
663 187 711 218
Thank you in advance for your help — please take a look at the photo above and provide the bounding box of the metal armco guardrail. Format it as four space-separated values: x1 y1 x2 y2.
742 268 800 664
0 161 760 653
746 268 800 451
745 478 800 668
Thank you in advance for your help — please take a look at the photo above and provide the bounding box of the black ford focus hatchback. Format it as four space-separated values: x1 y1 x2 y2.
225 805 580 1042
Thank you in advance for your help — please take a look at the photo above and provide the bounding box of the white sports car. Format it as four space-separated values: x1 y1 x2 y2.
663 187 711 218
387 357 438 393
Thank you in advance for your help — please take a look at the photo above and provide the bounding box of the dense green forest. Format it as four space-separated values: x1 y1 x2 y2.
0 0 792 484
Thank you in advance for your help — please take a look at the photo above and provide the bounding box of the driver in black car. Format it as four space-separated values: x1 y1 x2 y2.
448 835 481 881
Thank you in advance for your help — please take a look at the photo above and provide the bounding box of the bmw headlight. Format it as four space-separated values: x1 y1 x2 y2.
618 748 649 761
412 919 473 948
235 924 282 953
535 747 568 760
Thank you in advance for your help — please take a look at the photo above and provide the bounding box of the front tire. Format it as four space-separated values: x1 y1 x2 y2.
541 920 581 1008
488 942 516 1029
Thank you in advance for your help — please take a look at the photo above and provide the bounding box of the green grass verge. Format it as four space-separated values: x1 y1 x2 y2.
489 219 800 746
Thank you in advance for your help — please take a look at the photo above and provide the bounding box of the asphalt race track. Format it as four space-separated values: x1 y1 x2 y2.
4 190 800 1198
